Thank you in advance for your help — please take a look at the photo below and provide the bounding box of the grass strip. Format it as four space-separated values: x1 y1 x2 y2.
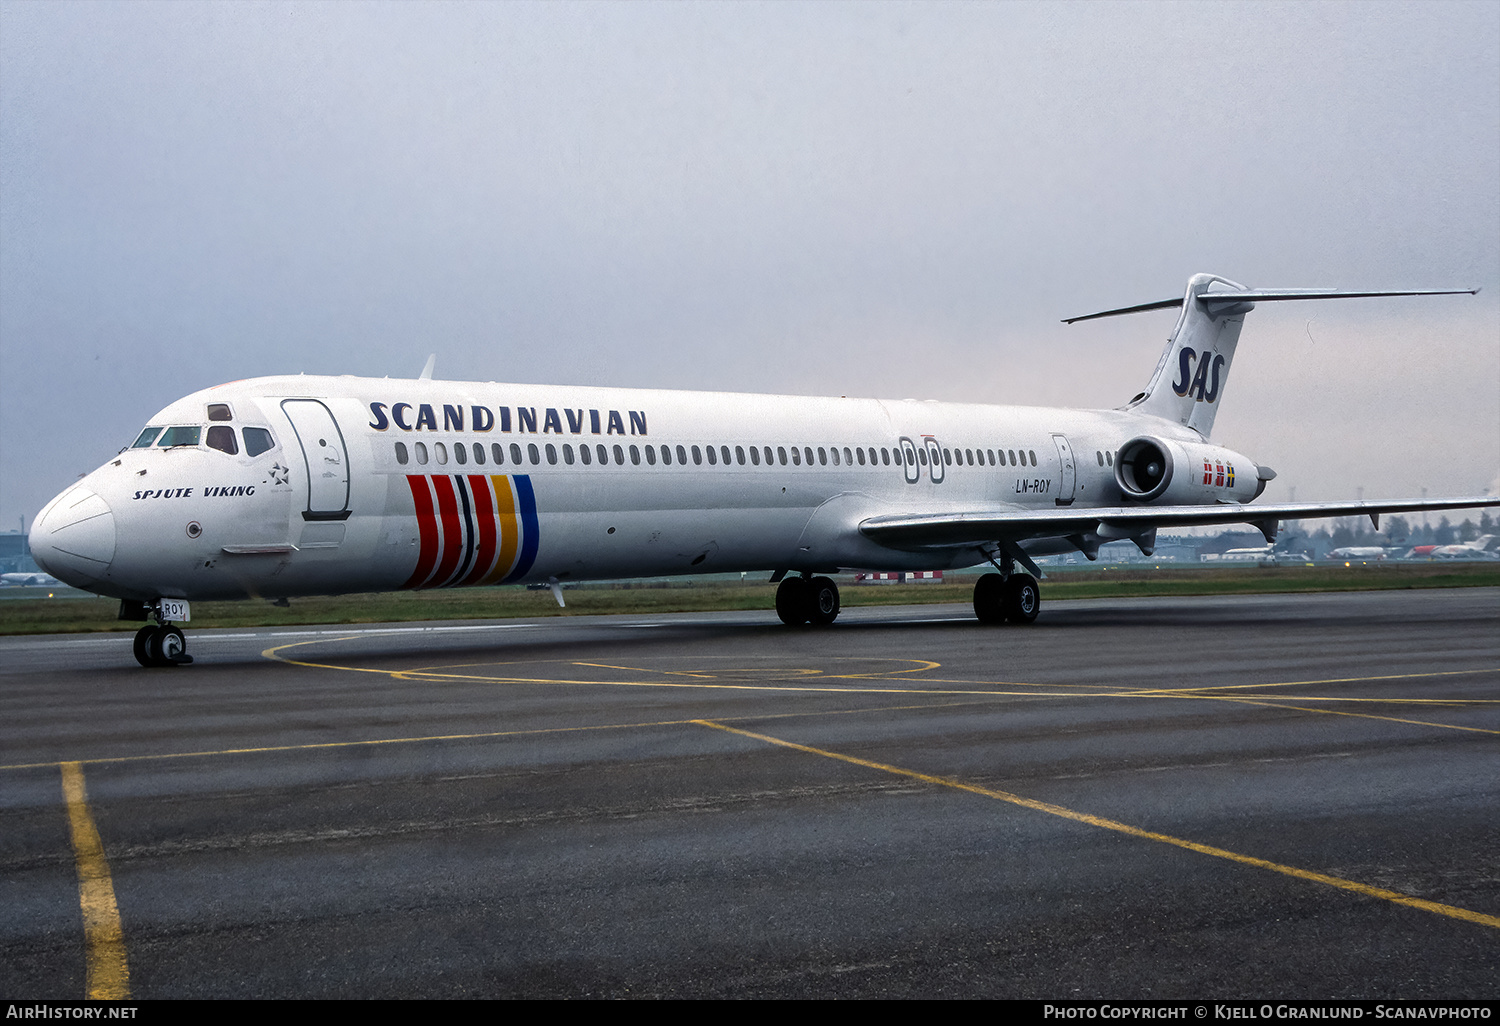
2 564 1496 635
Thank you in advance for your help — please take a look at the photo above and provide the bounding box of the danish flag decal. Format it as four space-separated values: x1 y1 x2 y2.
403 474 540 589
1202 461 1235 488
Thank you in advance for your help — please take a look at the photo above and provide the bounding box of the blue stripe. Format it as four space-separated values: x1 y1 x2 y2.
448 475 477 586
503 474 540 583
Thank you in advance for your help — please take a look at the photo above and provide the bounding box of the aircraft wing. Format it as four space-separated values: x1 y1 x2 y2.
859 496 1500 549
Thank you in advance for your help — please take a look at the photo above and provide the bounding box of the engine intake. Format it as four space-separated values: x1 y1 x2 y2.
1116 437 1174 500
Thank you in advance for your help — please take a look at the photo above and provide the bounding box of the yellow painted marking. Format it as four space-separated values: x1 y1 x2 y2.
1122 667 1500 697
260 641 1499 733
0 699 1003 773
60 762 130 999
693 720 1500 931
1199 697 1500 736
264 640 1037 694
10 718 711 772
575 661 721 679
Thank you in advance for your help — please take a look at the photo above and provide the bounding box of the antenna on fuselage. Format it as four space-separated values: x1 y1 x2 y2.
419 354 437 380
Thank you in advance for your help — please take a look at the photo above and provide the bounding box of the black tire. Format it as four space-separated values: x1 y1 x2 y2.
776 577 811 626
147 625 188 665
134 625 158 667
1003 574 1040 624
973 573 1006 624
807 576 840 625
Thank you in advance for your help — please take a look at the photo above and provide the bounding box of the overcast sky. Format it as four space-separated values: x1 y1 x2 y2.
2 0 1497 530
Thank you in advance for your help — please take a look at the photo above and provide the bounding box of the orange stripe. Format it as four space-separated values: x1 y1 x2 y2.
479 475 520 585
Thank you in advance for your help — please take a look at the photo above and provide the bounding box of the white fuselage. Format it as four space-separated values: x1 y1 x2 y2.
30 374 1260 603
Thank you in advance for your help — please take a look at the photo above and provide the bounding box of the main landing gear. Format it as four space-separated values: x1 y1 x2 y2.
776 574 841 626
972 571 1040 625
775 570 1040 627
133 621 193 667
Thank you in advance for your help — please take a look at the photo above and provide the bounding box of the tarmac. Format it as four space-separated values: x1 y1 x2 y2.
2 588 1497 998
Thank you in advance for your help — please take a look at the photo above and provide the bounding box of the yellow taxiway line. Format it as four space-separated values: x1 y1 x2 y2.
60 761 130 999
692 719 1500 931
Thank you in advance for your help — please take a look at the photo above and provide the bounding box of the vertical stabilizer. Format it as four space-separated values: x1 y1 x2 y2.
1065 275 1475 442
1127 274 1250 440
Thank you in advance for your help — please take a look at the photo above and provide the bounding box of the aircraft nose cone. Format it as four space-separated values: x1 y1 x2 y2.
30 486 116 588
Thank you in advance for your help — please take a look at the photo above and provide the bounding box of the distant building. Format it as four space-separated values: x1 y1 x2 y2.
0 531 40 574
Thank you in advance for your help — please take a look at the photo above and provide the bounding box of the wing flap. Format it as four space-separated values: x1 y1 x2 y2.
860 497 1500 549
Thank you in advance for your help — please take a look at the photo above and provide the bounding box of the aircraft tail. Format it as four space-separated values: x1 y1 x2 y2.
1064 274 1478 441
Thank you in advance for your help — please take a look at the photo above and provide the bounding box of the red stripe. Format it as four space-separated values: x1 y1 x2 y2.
403 476 440 589
459 475 497 586
428 475 464 588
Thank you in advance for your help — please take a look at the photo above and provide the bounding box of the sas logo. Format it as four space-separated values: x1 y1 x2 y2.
404 474 539 589
1172 347 1226 403
1203 461 1235 488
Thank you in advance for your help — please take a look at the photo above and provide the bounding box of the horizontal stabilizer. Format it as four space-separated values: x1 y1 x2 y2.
1064 287 1478 324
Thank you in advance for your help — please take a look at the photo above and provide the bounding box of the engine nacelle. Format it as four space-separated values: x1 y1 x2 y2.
1114 435 1262 504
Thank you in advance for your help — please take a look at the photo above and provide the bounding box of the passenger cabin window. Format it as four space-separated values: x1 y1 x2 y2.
206 404 233 422
157 426 201 447
395 442 409 465
131 427 162 448
243 427 275 457
206 425 238 455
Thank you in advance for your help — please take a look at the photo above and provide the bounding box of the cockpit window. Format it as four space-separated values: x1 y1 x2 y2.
206 425 239 455
242 427 275 457
156 426 201 447
131 427 162 448
206 404 233 422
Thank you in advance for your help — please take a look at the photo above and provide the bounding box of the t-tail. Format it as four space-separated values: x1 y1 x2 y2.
1064 273 1479 441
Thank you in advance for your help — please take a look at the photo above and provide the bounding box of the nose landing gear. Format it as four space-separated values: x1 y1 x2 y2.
132 611 193 667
